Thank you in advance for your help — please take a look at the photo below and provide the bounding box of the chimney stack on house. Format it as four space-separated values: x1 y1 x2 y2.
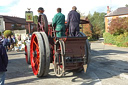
107 6 111 14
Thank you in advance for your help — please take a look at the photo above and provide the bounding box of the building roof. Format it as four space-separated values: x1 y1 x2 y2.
0 15 27 24
106 7 128 17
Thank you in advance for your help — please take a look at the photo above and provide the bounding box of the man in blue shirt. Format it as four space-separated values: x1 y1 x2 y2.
0 38 8 85
67 6 80 37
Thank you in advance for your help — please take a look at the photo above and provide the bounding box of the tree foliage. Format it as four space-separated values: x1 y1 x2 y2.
33 15 38 24
108 17 128 35
77 10 86 19
4 30 13 37
125 4 128 7
88 12 106 39
77 11 93 39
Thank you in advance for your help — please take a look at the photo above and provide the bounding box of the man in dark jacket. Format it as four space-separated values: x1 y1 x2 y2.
37 7 48 35
0 38 8 85
67 6 80 37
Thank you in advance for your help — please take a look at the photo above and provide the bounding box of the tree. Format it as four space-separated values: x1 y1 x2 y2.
77 11 93 38
108 17 128 35
4 30 13 37
125 4 128 7
88 12 106 39
77 10 86 19
33 15 38 24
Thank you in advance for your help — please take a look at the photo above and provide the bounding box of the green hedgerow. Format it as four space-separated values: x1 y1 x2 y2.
103 32 128 47
103 32 117 45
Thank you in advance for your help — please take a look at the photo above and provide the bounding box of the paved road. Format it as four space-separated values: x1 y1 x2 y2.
5 41 128 85
89 41 128 85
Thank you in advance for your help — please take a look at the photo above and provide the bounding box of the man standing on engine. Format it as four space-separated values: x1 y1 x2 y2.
52 8 65 37
67 6 80 37
37 7 48 35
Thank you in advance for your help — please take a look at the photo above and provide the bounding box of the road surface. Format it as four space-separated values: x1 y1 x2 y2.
5 41 128 85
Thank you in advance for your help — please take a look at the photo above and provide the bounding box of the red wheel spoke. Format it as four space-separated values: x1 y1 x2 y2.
32 62 35 67
35 58 40 64
36 48 39 51
36 51 40 58
33 40 39 49
35 59 40 71
33 58 40 70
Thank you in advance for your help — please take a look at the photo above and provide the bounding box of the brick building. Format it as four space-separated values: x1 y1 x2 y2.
0 15 36 32
105 6 128 32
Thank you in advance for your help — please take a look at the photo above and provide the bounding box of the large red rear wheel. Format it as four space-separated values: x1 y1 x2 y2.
30 32 50 77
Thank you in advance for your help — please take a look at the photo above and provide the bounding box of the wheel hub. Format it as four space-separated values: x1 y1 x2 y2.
25 52 27 55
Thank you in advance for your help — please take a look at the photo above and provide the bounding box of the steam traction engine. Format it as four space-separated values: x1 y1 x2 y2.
25 15 91 77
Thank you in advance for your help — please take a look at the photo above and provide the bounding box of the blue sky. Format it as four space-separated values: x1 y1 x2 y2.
0 0 128 21
0 0 19 12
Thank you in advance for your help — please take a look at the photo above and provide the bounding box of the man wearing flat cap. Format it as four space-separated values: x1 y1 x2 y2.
67 6 80 37
37 7 48 35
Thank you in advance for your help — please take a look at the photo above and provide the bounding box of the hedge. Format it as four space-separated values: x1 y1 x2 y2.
103 32 128 47
4 30 13 37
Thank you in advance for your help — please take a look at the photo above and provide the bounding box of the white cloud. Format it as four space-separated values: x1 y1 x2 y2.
0 0 16 6
1 0 128 21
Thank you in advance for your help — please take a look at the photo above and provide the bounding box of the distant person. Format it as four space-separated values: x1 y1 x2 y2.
52 8 65 37
37 7 48 34
0 38 8 85
18 35 21 41
3 37 8 51
11 35 15 44
67 6 80 37
0 35 3 43
25 34 30 42
0 35 2 40
10 35 15 50
7 36 12 51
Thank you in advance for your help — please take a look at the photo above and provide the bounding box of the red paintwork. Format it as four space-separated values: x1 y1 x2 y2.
30 34 40 75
